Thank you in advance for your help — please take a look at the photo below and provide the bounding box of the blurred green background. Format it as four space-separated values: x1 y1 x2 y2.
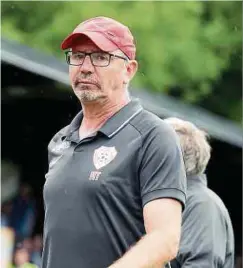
2 0 242 121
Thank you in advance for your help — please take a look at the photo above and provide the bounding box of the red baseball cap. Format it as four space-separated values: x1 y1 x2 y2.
61 16 136 60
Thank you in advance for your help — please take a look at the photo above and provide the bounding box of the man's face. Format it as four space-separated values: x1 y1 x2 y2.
14 249 30 265
69 38 137 103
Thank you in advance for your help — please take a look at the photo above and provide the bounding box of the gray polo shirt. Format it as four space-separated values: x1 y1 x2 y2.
42 100 186 268
171 174 234 268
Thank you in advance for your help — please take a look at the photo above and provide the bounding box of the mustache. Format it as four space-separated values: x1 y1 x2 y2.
74 76 100 88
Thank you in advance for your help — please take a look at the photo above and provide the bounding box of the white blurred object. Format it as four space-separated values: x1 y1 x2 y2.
0 227 15 268
1 160 19 203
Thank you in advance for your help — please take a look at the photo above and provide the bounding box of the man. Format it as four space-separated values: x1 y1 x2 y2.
9 184 36 242
10 247 38 268
42 17 187 268
164 117 235 268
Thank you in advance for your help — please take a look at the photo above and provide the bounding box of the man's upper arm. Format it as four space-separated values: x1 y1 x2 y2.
143 198 182 236
175 199 227 267
139 121 187 209
139 121 186 258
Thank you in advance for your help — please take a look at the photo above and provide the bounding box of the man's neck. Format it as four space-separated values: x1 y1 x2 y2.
80 97 130 134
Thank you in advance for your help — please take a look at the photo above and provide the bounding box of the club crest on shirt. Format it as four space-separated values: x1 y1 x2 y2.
93 146 117 170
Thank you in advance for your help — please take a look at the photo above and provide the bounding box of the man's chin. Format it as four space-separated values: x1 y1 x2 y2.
77 91 105 103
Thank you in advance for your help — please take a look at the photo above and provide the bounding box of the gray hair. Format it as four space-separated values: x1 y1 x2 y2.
164 117 211 176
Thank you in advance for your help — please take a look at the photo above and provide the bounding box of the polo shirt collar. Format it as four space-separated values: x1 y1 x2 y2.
99 99 143 138
187 173 208 188
63 99 143 141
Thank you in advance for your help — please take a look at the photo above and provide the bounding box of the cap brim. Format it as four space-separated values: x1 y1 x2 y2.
61 32 118 51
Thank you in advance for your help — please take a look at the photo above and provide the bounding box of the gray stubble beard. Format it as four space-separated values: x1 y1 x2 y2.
74 88 104 103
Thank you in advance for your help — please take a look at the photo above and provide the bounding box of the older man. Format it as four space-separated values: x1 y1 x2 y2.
42 17 187 268
165 118 235 268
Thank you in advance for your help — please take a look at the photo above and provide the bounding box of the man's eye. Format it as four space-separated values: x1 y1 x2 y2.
72 54 84 60
95 54 108 61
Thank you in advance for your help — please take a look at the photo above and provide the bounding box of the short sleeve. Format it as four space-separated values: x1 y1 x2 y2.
139 121 187 209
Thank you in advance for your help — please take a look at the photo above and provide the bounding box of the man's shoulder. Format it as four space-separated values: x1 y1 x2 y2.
130 109 176 139
206 188 232 219
186 186 230 222
48 125 70 147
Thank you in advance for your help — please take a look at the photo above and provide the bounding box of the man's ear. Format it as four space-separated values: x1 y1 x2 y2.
124 60 138 84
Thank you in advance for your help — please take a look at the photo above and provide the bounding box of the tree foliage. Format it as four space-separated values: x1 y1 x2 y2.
1 1 242 121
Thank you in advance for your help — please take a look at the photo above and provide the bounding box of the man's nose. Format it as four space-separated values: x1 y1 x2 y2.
79 55 94 74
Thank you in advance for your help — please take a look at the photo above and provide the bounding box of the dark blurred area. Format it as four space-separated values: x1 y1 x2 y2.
1 182 42 268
